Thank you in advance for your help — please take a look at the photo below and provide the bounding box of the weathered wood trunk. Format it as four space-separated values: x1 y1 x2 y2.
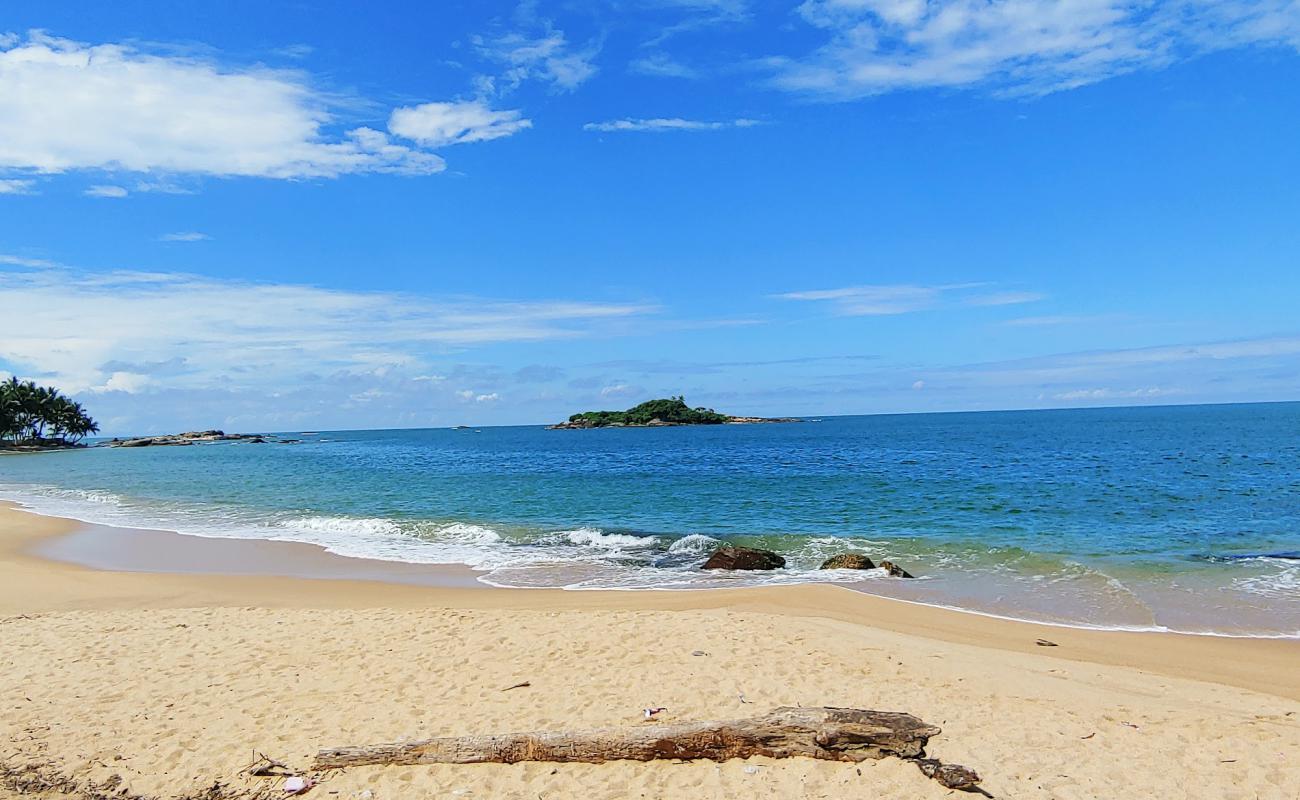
316 707 937 768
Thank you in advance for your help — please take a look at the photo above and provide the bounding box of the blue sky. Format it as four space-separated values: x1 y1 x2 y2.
2 1 1299 434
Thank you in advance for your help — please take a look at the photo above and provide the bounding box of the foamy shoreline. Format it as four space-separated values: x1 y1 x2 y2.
3 486 1296 639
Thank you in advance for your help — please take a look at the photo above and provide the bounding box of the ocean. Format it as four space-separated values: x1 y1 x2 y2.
3 402 1298 636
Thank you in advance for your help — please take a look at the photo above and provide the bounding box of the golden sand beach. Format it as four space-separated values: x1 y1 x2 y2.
2 501 1297 799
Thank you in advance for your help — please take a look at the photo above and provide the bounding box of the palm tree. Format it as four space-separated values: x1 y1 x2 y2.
0 379 98 447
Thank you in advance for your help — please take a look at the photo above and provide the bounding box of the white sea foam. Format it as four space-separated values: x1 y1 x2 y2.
1233 561 1300 599
278 516 403 537
565 528 658 549
667 533 720 555
431 522 503 545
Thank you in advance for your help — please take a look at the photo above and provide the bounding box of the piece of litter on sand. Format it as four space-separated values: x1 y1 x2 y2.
1080 732 1096 740
1120 721 1140 730
282 776 312 794
738 692 751 704
502 681 531 691
643 707 667 719
691 650 709 657
743 766 760 775
1035 638 1058 647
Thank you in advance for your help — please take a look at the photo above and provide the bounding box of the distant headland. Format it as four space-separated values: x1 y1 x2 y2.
548 396 799 430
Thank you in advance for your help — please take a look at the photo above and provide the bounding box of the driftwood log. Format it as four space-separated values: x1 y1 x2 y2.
314 706 980 790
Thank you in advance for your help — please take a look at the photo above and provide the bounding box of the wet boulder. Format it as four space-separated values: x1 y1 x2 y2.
819 553 876 570
702 545 786 571
880 560 915 578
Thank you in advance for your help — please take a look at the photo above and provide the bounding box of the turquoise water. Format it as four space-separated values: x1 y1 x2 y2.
3 403 1298 635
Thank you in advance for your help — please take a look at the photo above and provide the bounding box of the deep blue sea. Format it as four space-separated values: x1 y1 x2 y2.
3 403 1298 635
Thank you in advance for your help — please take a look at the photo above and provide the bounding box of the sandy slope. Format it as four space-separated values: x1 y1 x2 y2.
2 503 1297 799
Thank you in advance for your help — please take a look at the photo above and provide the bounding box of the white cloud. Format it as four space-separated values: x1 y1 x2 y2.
584 117 760 132
600 383 638 399
629 53 700 78
777 283 1043 315
388 101 532 148
473 22 599 92
84 184 128 198
0 33 458 179
159 232 211 242
642 0 751 46
768 0 1300 98
0 178 35 194
0 265 657 395
966 290 1047 306
1048 386 1179 401
0 253 58 268
1002 314 1115 327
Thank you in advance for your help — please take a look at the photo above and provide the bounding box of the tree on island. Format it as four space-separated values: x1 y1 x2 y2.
0 377 99 447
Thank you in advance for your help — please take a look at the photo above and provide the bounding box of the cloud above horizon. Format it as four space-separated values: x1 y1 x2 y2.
583 117 760 132
0 33 529 182
776 283 1044 315
0 264 656 396
766 0 1300 99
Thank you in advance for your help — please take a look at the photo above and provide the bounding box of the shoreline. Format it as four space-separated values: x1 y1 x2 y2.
3 500 1297 700
3 500 1298 799
5 493 1296 640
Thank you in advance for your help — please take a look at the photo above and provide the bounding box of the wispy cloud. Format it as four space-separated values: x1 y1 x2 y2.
1047 386 1181 401
776 282 1041 316
84 185 128 198
1002 314 1116 327
0 253 59 268
0 264 657 395
584 117 760 132
629 52 700 78
765 0 1300 99
159 232 211 242
642 0 751 46
0 178 36 195
0 32 524 182
472 11 600 94
966 290 1048 306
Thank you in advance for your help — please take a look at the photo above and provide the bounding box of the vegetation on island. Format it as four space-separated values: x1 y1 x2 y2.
0 378 99 449
552 396 800 429
562 396 733 428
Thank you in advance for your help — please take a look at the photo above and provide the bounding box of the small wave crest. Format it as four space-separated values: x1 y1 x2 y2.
667 533 721 555
278 516 402 537
564 527 658 549
430 522 503 544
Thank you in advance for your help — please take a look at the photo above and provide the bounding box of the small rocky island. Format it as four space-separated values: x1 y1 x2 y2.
104 430 298 447
549 396 799 430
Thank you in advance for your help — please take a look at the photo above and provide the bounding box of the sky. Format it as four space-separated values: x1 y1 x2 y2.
1 1 1299 435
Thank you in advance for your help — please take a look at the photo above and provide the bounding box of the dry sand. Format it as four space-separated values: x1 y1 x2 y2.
1 501 1297 799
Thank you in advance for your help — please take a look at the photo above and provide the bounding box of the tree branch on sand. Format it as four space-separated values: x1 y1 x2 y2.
314 706 982 790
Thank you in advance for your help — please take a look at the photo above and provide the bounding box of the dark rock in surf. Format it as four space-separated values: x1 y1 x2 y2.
819 554 876 570
879 560 915 578
702 545 786 571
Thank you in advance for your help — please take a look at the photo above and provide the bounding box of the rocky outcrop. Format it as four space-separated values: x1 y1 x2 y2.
701 545 786 571
819 553 876 570
879 560 915 578
107 430 269 448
